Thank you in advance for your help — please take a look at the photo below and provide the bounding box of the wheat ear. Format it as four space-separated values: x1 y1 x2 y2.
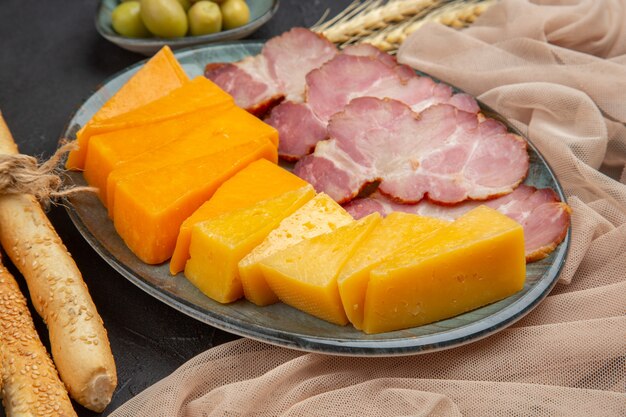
312 0 497 53
363 0 496 52
313 0 442 44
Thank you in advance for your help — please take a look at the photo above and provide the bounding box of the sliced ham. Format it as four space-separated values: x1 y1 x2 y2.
269 53 479 160
204 27 337 116
294 97 528 204
263 28 338 101
342 43 417 81
343 185 571 262
205 59 281 116
305 54 479 124
264 101 327 158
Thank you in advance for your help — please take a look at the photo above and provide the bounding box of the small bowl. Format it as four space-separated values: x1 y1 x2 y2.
96 0 279 55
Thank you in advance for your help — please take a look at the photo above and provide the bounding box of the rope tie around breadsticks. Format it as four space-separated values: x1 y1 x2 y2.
0 140 96 207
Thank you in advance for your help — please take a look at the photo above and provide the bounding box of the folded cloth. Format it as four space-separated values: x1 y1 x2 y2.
397 0 626 286
110 1 626 415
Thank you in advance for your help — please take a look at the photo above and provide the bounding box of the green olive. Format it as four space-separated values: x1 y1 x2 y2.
140 0 189 38
219 0 250 30
175 0 192 11
111 1 151 38
188 1 222 36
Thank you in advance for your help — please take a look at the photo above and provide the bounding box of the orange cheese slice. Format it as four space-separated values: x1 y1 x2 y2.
169 159 307 275
239 193 353 306
112 138 277 265
363 205 526 334
66 46 189 169
82 77 232 135
105 108 277 214
83 107 216 205
69 76 233 171
337 212 449 330
184 185 316 304
259 213 381 326
83 104 278 208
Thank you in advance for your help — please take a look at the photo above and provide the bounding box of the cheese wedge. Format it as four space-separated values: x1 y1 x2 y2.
83 77 233 135
83 107 220 205
363 205 526 334
337 212 449 330
259 213 381 326
169 159 307 275
239 193 353 306
67 46 189 169
73 77 233 172
113 138 277 265
85 104 278 209
184 185 316 304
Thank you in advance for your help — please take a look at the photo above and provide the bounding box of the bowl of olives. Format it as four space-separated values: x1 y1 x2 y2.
96 0 279 55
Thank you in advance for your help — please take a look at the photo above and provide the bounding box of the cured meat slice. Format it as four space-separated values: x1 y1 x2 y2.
304 53 479 123
263 28 338 102
205 58 281 116
204 28 337 115
264 101 327 159
270 53 479 160
342 43 416 81
294 97 529 204
343 185 571 262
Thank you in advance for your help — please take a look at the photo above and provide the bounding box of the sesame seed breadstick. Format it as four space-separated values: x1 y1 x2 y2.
0 114 117 412
0 261 77 417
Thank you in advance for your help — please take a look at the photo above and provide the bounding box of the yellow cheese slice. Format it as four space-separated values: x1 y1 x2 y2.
337 212 449 330
169 159 307 275
259 213 381 326
363 205 526 334
184 185 316 304
239 193 353 306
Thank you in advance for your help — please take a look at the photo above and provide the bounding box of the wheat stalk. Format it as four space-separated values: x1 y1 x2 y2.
365 0 496 52
404 0 496 32
312 0 442 44
312 0 497 53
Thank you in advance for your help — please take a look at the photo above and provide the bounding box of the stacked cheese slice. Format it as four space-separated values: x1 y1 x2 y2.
71 47 280 264
66 45 189 170
185 172 526 333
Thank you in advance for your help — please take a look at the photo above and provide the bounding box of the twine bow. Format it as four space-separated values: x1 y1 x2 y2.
0 141 96 208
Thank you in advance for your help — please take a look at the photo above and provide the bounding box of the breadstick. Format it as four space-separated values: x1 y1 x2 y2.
0 261 77 417
0 114 117 412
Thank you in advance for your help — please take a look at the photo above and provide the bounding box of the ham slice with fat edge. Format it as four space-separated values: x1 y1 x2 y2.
268 52 479 160
294 97 529 205
343 185 571 262
204 27 337 116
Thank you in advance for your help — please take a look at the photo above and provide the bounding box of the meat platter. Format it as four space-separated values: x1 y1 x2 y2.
63 41 570 356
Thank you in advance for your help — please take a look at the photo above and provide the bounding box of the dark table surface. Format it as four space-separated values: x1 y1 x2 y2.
0 1 352 415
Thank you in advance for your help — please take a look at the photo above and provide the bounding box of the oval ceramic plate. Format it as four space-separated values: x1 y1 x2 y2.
63 42 570 356
96 0 279 55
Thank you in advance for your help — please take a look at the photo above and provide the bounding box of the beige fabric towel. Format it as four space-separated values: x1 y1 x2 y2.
110 1 626 415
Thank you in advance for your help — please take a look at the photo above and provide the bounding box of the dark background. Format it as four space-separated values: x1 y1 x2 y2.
0 1 352 415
